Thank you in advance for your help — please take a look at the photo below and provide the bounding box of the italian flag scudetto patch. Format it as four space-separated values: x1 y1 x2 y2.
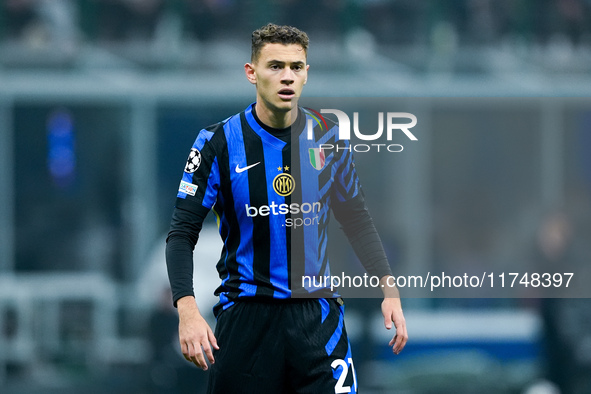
309 148 325 171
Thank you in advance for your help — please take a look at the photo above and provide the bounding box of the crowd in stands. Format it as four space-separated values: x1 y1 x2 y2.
1 0 590 49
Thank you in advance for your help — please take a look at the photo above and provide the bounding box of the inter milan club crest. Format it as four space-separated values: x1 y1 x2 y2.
273 172 295 197
184 148 201 173
272 166 295 197
308 148 325 171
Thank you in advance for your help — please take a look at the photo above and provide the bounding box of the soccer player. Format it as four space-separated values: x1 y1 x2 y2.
166 23 407 393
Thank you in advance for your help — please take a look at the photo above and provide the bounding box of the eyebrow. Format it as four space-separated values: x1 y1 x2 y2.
267 60 306 66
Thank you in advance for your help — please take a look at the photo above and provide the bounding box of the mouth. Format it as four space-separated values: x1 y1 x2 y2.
278 88 295 100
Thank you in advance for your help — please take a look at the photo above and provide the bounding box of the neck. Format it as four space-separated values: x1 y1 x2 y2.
255 102 298 129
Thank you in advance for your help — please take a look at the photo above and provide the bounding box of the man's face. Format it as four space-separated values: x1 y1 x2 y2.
246 43 309 114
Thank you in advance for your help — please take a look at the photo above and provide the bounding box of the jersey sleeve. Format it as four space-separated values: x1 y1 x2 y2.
332 193 393 279
175 127 221 214
166 126 222 306
331 139 392 279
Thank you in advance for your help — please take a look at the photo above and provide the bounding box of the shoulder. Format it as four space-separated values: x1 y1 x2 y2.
194 111 243 151
300 107 340 142
199 117 230 141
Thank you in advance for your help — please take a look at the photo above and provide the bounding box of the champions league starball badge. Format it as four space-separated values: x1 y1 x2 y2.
184 148 201 173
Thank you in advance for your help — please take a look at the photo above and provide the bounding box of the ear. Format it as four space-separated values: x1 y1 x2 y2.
245 63 257 85
304 64 310 85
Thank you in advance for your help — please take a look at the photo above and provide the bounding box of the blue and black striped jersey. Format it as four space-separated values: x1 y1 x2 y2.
173 103 363 314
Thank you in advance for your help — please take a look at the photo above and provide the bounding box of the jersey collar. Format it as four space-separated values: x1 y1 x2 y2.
245 103 305 148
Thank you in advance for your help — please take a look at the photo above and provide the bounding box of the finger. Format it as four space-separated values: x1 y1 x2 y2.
185 340 206 370
400 332 408 351
393 334 404 354
387 321 405 351
184 341 198 364
193 345 208 371
202 342 215 365
383 313 393 330
392 324 408 354
181 341 191 361
208 327 220 350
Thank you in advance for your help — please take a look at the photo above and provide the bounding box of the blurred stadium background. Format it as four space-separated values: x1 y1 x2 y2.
1 0 591 393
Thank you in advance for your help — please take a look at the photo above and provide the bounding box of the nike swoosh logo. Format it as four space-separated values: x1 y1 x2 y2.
235 162 261 173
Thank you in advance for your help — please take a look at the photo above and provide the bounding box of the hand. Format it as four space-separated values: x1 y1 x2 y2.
177 296 219 370
379 276 408 355
381 298 407 354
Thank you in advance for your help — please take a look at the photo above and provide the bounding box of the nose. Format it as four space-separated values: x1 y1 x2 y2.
280 68 294 85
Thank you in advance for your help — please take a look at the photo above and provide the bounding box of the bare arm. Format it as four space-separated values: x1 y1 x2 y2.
176 296 219 370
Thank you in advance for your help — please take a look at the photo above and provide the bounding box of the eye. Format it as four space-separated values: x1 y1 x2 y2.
292 65 302 71
270 64 280 70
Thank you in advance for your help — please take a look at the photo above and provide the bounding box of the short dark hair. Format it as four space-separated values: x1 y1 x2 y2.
251 23 309 62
